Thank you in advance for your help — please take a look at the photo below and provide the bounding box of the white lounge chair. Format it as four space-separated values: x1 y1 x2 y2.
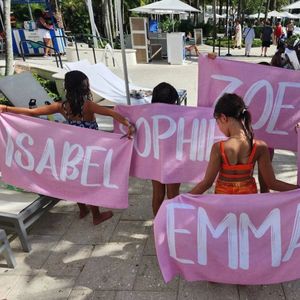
63 60 152 105
63 60 187 106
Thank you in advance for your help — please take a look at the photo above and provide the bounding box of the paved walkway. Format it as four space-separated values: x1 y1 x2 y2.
1 44 299 300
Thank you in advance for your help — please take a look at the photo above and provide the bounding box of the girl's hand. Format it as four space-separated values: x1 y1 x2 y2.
120 122 136 140
0 105 7 113
127 123 136 139
295 122 300 133
207 52 217 59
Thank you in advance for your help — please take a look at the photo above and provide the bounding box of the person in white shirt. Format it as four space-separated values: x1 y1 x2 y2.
243 24 255 57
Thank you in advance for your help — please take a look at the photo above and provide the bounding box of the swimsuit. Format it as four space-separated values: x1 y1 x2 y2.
215 141 258 194
63 101 98 130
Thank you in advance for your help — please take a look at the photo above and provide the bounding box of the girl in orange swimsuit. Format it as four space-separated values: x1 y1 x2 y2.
190 93 298 195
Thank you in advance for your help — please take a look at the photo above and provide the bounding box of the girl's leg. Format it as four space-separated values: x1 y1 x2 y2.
90 205 113 225
43 38 52 56
166 183 180 199
152 180 165 216
77 203 89 219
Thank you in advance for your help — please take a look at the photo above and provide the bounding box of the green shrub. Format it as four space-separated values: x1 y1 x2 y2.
32 73 61 101
205 37 262 47
0 96 9 105
201 23 215 37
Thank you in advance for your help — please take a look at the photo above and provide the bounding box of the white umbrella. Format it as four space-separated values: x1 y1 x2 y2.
283 1 300 10
292 13 300 19
205 12 225 19
248 12 265 19
267 10 281 18
279 11 297 18
132 7 187 15
130 0 200 14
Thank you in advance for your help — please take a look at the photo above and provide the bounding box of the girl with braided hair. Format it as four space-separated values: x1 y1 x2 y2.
0 70 135 225
190 93 298 195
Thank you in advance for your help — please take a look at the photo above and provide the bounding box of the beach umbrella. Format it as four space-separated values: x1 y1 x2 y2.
130 0 199 32
279 11 297 18
267 10 281 18
283 1 300 10
205 12 225 19
130 0 200 14
248 12 265 19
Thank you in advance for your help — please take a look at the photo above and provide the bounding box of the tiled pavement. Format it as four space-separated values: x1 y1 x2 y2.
1 44 300 300
0 151 299 300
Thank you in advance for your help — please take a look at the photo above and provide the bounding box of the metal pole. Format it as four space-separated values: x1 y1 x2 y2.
116 0 131 105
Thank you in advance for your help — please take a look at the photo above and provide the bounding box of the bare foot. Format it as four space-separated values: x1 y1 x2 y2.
93 211 113 225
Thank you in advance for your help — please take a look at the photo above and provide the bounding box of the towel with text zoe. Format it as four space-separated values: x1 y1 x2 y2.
198 54 300 151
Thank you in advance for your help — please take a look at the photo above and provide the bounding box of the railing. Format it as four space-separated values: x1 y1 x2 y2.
69 34 115 65
19 34 116 68
19 40 63 68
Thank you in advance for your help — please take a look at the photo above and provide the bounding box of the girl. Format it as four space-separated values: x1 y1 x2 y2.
151 82 181 215
190 93 298 195
0 70 135 225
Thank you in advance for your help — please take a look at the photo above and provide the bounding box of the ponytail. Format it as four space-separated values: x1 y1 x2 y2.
240 108 254 147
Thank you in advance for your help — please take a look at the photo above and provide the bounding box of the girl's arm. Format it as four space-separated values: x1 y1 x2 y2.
87 101 134 137
189 142 222 194
0 103 61 116
257 142 298 191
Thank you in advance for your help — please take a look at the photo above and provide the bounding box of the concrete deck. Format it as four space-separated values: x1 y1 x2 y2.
1 44 299 300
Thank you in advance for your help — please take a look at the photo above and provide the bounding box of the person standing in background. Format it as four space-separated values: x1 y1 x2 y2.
286 20 294 39
274 21 283 45
261 20 273 57
232 19 242 49
34 9 53 57
243 24 255 57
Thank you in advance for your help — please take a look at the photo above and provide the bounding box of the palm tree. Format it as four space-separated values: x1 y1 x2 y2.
4 0 14 76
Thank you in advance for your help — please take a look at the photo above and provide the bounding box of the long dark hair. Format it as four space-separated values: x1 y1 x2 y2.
151 82 179 104
64 70 92 117
214 93 254 146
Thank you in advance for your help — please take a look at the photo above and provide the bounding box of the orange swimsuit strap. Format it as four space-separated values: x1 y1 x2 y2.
219 141 257 179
